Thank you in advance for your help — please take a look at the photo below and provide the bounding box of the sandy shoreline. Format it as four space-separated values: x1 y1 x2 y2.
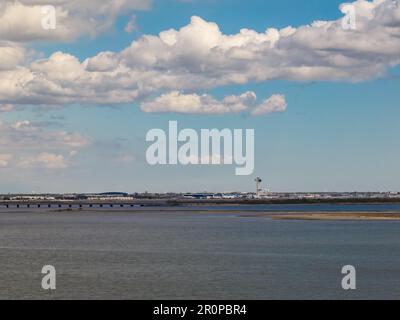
230 211 400 220
266 212 400 221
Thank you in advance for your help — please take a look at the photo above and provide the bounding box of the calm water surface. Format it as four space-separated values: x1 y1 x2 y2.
0 206 399 299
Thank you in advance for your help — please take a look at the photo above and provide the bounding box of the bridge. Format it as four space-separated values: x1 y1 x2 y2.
0 199 171 210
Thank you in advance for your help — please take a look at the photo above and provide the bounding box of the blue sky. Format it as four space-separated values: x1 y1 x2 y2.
1 0 400 193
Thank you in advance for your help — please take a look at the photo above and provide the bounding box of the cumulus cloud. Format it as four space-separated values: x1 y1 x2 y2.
18 152 67 169
0 0 399 111
140 91 287 115
0 119 91 170
0 0 151 42
0 45 26 70
0 120 90 148
251 94 287 116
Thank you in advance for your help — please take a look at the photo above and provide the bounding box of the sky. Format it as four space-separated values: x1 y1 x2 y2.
0 0 400 193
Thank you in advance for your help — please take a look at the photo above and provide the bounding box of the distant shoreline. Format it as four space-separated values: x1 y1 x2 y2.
2 206 400 221
2 198 400 207
263 212 400 221
169 198 400 205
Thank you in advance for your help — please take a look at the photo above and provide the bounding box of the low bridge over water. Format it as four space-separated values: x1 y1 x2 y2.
0 200 171 210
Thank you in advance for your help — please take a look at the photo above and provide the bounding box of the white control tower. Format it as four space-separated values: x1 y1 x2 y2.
255 177 262 197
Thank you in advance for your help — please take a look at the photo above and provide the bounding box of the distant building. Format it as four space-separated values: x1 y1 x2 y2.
87 192 134 201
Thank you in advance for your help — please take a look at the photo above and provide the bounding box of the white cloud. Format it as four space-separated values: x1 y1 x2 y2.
12 120 37 131
0 119 91 170
0 0 151 42
125 15 138 33
0 120 90 149
18 152 67 169
140 91 286 115
0 45 26 70
250 94 287 116
0 154 12 168
0 0 399 111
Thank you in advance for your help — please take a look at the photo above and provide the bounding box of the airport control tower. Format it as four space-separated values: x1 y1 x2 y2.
255 177 262 197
